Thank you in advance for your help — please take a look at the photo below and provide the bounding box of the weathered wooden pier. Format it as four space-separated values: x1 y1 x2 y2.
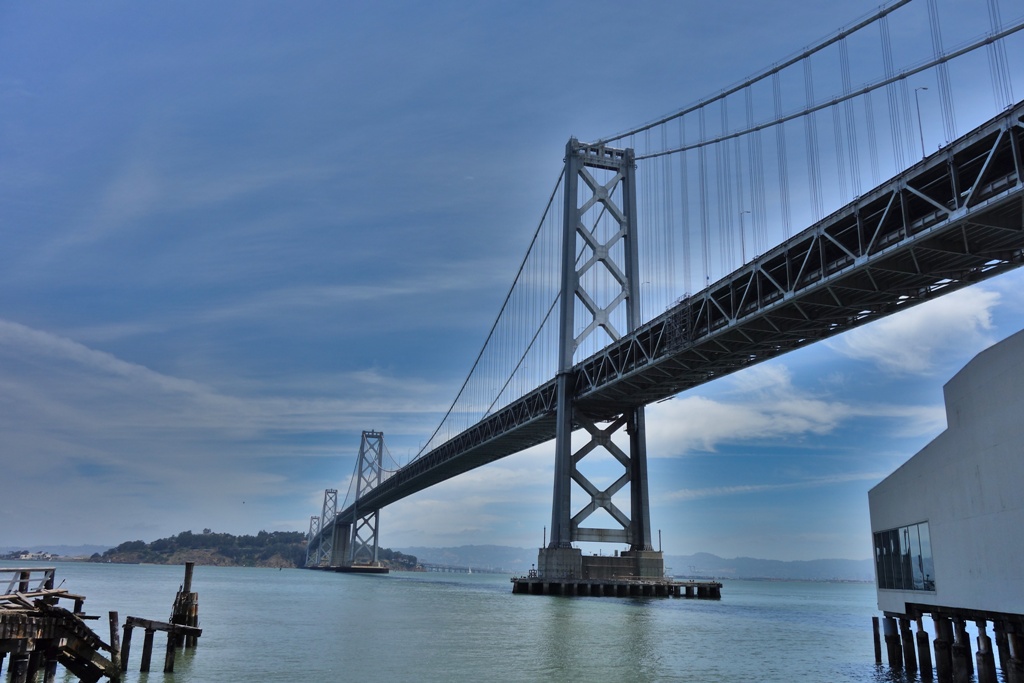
118 562 202 675
0 563 203 681
0 567 118 682
511 573 722 598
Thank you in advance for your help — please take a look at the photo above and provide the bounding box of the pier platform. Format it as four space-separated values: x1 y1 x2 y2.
332 565 389 574
511 575 722 598
307 564 390 574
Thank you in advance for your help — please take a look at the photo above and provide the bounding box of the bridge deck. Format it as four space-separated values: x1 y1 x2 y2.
318 99 1024 536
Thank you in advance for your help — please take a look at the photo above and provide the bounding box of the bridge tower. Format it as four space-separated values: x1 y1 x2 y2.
539 138 663 580
314 489 337 566
305 514 321 567
332 430 385 567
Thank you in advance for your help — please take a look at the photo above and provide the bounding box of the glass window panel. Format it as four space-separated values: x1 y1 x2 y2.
874 532 886 589
873 524 936 591
918 522 934 590
908 524 923 589
887 529 900 590
896 527 910 590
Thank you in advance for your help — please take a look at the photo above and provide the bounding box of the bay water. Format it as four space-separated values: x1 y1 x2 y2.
15 561 925 682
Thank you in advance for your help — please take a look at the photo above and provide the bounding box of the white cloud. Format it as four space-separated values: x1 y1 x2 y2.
663 470 885 502
646 365 853 456
827 286 1000 374
381 446 553 547
644 361 949 457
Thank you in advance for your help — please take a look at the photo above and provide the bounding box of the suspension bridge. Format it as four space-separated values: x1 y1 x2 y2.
306 0 1024 580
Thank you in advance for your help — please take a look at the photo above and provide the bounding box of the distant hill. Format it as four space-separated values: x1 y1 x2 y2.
0 544 111 559
665 552 874 582
398 545 873 581
85 530 417 569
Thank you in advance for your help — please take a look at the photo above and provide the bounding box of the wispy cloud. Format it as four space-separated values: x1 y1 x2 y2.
664 470 885 501
827 286 1000 374
0 318 441 444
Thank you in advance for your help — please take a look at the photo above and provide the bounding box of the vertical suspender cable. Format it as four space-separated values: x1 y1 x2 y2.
927 0 957 144
679 117 692 297
986 0 1014 110
773 72 792 239
735 99 747 264
662 124 676 310
746 88 767 257
719 99 733 273
864 89 881 185
840 38 861 197
699 107 711 287
803 57 823 221
880 15 906 172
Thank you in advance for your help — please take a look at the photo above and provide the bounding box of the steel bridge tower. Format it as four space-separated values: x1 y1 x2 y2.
330 430 385 567
305 514 321 567
538 138 663 580
313 489 337 566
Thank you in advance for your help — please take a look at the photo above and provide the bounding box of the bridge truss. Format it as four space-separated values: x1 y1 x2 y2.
314 98 1023 544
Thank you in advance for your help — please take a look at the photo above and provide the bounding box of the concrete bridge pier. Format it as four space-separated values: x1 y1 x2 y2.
916 617 934 679
900 617 918 672
952 619 973 683
883 616 903 670
1006 632 1024 683
934 614 954 682
330 521 351 567
976 621 998 683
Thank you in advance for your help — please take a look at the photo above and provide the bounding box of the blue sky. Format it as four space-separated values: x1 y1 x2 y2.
2 1 1022 561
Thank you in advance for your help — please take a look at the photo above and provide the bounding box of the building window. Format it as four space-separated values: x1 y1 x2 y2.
874 521 934 591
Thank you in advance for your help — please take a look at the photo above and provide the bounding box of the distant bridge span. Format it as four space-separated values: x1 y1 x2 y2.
323 101 1024 535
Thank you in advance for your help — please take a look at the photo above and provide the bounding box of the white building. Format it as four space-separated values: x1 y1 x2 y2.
869 328 1024 619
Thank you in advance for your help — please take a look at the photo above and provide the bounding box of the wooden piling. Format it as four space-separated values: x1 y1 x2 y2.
42 648 58 683
120 622 133 672
108 611 122 674
172 562 200 648
140 629 155 672
872 616 882 664
26 650 41 681
164 626 177 673
10 652 29 683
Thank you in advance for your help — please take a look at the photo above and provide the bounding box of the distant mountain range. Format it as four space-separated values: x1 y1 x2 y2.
398 545 874 581
664 551 874 582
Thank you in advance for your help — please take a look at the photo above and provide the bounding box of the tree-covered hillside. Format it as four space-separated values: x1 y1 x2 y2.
92 529 418 569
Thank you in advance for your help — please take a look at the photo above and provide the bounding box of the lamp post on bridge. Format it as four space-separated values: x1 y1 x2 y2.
915 86 929 159
739 210 751 263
